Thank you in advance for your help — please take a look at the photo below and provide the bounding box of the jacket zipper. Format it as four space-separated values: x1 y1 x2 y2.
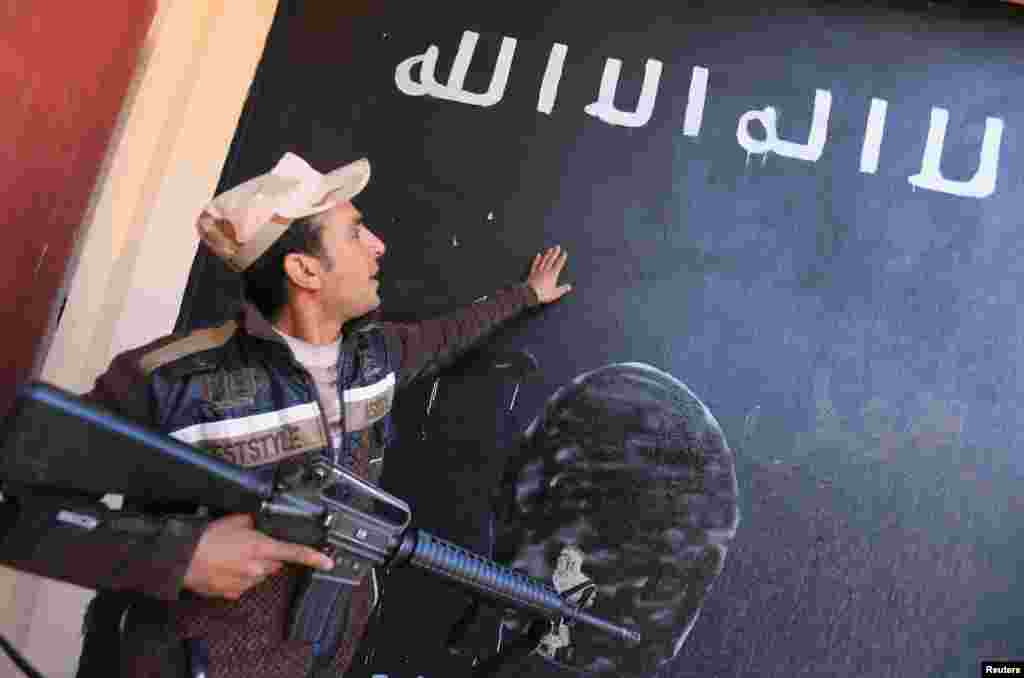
281 348 337 464
303 368 337 464
292 343 382 614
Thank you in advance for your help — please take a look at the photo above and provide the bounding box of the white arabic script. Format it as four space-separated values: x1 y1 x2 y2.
584 57 663 128
393 30 1009 199
908 108 1004 199
736 89 832 162
860 98 888 174
683 66 710 137
537 43 568 115
395 30 517 107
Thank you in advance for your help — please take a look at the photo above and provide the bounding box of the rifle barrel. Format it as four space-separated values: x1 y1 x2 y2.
399 528 641 645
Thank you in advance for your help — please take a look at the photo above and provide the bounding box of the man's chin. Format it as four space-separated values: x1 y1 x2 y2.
360 295 382 317
337 296 381 324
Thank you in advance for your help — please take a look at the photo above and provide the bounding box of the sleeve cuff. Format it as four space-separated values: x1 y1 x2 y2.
125 516 207 601
519 282 541 308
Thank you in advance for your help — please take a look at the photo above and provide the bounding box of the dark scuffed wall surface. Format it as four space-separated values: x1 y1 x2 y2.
180 0 1024 675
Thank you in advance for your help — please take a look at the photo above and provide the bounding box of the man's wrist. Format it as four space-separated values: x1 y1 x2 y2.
163 516 210 600
522 282 541 307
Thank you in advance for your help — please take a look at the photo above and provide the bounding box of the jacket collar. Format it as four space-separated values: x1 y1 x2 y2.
240 302 288 343
238 302 382 345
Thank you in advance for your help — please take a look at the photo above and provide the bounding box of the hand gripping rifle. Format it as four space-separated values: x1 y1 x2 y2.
0 383 640 653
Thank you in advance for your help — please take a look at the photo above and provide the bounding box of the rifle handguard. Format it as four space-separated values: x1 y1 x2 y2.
393 528 642 646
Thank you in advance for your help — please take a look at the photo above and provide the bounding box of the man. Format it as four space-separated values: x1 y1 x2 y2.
488 362 740 677
0 152 572 678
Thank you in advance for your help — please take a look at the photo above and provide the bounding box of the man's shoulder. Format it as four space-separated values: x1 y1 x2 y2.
347 314 402 349
351 318 394 337
124 319 240 379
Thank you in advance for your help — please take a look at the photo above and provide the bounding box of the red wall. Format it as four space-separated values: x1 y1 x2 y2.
0 1 157 414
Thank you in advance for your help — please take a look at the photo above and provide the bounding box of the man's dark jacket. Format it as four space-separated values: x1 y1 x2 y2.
0 283 538 678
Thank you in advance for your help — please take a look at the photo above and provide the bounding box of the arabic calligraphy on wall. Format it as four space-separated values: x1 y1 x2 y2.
394 30 1005 200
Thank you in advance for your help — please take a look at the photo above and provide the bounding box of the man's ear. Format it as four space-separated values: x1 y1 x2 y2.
283 253 323 291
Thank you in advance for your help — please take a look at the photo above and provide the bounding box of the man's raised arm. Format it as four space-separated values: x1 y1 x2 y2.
384 246 572 387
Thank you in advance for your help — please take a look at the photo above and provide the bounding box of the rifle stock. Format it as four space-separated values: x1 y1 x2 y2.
0 382 272 513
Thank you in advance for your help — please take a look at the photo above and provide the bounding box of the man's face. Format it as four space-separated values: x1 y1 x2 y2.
315 200 386 321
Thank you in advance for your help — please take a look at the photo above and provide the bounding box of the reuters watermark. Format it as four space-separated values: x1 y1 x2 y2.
983 662 1024 676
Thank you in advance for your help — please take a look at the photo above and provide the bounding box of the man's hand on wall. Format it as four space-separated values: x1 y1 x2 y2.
527 245 573 303
183 514 334 600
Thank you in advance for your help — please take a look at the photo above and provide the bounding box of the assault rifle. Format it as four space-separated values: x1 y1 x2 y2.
0 382 640 650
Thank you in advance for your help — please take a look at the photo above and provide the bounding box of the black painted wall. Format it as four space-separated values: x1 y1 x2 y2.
178 1 1024 676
